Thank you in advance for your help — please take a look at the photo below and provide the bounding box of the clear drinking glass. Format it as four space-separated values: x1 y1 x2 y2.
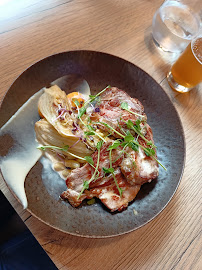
167 28 202 93
152 0 201 53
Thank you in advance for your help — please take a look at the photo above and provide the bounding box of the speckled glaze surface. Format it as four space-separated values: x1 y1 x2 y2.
0 50 185 237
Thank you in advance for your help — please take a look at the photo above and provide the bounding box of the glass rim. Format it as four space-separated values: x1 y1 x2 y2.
191 28 202 65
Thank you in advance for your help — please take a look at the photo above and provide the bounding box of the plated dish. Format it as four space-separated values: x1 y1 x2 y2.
36 85 164 212
0 50 185 237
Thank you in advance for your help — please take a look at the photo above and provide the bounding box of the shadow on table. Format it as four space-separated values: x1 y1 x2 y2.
0 191 58 270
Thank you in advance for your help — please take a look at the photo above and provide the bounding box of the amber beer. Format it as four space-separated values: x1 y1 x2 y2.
167 31 202 93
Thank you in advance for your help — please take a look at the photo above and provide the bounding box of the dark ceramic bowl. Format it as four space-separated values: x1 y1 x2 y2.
0 50 185 237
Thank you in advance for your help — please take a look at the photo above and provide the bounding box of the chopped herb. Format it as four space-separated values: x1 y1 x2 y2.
87 198 96 205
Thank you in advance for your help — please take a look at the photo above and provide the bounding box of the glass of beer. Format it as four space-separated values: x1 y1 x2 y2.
167 28 202 93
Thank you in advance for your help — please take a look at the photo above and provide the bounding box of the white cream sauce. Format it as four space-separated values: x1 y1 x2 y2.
0 86 91 209
0 89 45 209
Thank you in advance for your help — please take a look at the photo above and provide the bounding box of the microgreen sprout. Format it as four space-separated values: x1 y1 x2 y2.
84 156 94 166
77 141 103 199
37 145 84 160
73 100 106 143
121 102 144 118
88 85 111 102
112 140 128 163
117 120 127 135
107 142 123 197
103 167 115 175
37 145 95 168
97 121 166 170
78 85 111 118
123 119 156 149
97 121 125 138
108 138 137 166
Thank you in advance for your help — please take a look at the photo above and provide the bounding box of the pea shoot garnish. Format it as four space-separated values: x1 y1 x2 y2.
123 119 156 149
73 99 106 143
77 85 111 118
107 141 124 196
121 102 143 118
37 144 95 167
77 141 103 199
36 84 168 212
97 121 166 170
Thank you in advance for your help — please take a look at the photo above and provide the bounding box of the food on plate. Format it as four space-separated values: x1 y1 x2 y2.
36 85 165 212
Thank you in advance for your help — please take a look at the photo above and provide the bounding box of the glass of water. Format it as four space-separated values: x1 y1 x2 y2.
152 0 201 53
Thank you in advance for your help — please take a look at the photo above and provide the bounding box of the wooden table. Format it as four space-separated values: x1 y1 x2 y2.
0 1 201 269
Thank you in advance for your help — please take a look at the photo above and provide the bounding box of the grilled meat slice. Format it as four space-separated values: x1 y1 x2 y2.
121 123 159 185
91 87 147 137
85 168 141 212
60 162 93 206
61 141 123 207
61 87 159 211
121 147 158 185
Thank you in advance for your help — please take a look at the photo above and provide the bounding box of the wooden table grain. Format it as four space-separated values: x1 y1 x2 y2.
0 1 201 269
